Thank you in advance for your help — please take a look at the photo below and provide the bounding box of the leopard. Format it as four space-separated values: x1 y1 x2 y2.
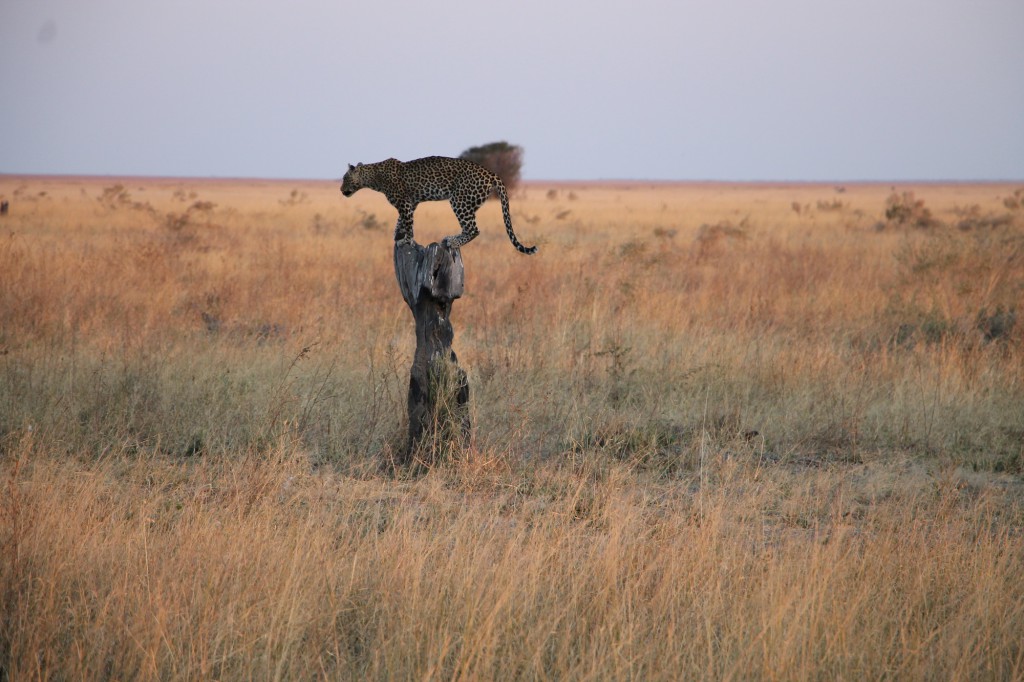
340 156 537 254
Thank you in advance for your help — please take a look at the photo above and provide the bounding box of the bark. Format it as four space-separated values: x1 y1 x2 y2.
393 241 470 467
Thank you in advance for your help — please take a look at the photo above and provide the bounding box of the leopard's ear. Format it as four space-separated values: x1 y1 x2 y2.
357 162 364 167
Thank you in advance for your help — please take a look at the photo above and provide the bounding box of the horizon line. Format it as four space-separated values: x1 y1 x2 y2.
2 172 1023 186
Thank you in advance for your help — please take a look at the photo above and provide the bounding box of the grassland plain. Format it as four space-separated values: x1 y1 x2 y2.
1 175 1023 680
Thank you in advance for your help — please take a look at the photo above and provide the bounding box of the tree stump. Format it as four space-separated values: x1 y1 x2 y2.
393 240 471 467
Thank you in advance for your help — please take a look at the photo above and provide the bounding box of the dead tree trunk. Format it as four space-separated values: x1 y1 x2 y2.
393 241 470 467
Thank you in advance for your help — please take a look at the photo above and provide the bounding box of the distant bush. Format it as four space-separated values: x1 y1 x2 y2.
956 213 1014 231
884 191 938 229
459 141 523 192
354 209 382 231
1002 188 1023 211
97 183 133 210
279 189 309 207
816 198 846 212
694 219 749 261
98 183 157 216
163 200 217 235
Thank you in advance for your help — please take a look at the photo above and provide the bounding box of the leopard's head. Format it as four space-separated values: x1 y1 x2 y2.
340 163 364 197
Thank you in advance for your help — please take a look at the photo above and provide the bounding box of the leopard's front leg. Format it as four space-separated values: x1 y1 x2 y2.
394 201 416 245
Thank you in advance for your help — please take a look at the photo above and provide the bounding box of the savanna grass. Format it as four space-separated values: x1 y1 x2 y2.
1 176 1022 679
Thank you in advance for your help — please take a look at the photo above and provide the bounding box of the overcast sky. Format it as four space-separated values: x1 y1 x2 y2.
2 0 1022 181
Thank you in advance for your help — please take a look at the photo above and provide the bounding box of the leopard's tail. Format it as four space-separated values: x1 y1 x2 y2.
495 181 537 255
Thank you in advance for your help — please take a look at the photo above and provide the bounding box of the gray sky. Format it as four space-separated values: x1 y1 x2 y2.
2 0 1022 181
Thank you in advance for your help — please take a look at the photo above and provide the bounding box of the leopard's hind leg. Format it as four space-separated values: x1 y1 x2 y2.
442 209 480 249
442 184 488 249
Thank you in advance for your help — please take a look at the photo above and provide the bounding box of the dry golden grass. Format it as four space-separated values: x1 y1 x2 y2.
1 175 1023 679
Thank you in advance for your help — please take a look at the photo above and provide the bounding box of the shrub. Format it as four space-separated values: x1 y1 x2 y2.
279 189 309 207
1002 188 1023 211
816 198 846 212
459 141 523 192
694 219 749 261
97 183 133 210
884 191 938 229
163 200 217 235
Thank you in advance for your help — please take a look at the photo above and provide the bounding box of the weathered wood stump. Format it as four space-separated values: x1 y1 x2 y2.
393 240 470 467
